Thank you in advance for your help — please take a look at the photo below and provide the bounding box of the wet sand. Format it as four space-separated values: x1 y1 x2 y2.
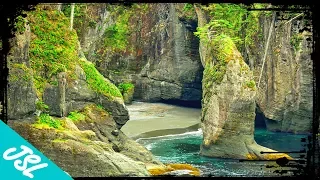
121 101 201 139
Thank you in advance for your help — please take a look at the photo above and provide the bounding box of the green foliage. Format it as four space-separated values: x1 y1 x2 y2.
36 113 62 129
68 111 86 122
79 59 123 99
245 80 256 90
88 20 97 28
36 101 49 112
194 3 265 48
15 15 26 34
98 4 149 54
103 6 131 52
183 3 194 12
244 8 260 46
290 33 304 53
195 4 247 48
202 35 238 85
96 104 105 110
117 82 134 94
104 24 129 51
9 63 33 83
28 7 79 99
204 63 226 87
211 34 237 63
194 4 264 85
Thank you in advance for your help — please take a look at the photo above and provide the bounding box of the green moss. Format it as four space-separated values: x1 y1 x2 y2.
67 111 86 122
204 63 226 88
88 20 97 28
9 63 33 83
245 80 256 90
79 59 123 99
52 138 68 143
103 6 131 52
117 82 134 94
202 35 239 86
195 3 264 49
15 15 26 34
34 113 63 129
96 104 105 111
290 33 304 53
28 7 79 100
244 8 261 46
195 4 247 48
36 101 49 112
183 3 194 12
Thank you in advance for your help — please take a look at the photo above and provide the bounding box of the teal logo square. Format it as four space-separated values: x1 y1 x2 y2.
0 120 73 180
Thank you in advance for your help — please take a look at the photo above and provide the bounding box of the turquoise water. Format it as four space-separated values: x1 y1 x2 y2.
137 128 309 177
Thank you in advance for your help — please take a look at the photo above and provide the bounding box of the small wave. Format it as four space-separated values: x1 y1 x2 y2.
145 143 156 150
136 128 202 142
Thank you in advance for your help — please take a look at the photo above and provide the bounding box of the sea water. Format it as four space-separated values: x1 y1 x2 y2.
136 128 309 177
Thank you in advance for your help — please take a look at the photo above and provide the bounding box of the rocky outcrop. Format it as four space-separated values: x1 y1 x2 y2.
75 4 203 104
246 12 313 133
7 21 37 119
7 104 162 177
196 6 291 160
43 62 130 129
200 38 290 160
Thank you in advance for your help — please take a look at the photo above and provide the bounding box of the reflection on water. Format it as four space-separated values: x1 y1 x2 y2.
137 128 308 177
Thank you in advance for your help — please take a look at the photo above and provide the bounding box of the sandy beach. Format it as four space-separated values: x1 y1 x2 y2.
120 102 201 139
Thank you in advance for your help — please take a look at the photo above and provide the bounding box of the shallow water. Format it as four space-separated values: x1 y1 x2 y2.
137 128 308 177
123 102 309 177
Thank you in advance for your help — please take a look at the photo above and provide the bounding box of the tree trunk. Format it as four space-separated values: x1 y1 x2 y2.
70 3 75 31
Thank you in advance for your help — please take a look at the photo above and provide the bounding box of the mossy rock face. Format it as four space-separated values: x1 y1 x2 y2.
27 7 79 99
7 107 160 177
118 82 134 104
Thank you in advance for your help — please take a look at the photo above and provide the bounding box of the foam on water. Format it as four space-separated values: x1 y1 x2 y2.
136 128 202 142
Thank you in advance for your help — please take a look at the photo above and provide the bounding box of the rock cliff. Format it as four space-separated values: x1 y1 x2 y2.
72 3 203 106
195 4 293 160
7 5 163 177
246 11 313 133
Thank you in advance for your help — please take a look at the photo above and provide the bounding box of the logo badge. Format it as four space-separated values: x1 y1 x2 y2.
0 120 73 180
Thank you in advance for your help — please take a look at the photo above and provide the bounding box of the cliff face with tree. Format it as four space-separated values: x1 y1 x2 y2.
65 3 203 106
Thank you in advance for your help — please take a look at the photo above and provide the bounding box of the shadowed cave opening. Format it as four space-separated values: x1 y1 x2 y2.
254 105 267 129
159 99 202 109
